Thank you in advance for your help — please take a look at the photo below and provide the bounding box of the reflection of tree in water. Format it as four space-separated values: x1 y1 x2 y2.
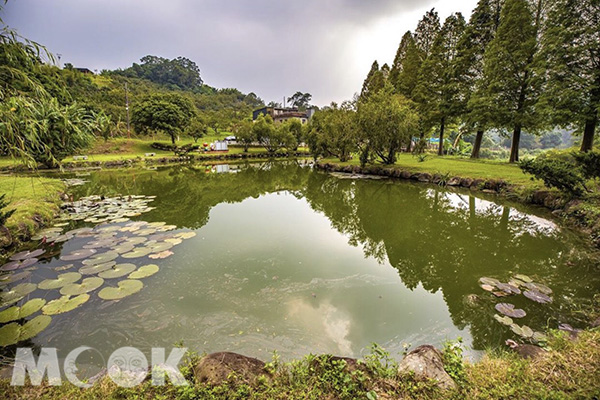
304 172 599 349
69 161 311 230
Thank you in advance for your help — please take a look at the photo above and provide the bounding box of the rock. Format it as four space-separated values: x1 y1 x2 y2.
0 226 13 248
591 317 600 328
400 171 412 179
418 173 432 183
505 340 546 360
531 190 551 205
397 345 456 390
460 178 474 188
194 352 269 385
447 177 461 186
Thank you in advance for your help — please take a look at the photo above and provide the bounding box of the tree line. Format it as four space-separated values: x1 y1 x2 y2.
311 0 599 164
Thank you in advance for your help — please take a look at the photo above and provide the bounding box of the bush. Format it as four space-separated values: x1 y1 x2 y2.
520 156 587 196
0 194 15 226
573 151 600 180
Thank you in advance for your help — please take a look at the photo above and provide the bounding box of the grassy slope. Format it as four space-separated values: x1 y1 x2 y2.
0 330 597 399
0 176 64 243
323 153 542 187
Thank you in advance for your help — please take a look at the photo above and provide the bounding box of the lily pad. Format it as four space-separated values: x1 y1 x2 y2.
122 248 153 259
514 274 533 283
82 251 119 266
17 258 39 269
0 315 52 346
523 290 552 304
147 242 173 253
1 283 37 305
492 291 510 298
128 264 159 279
496 282 521 295
98 279 144 300
60 277 104 296
123 237 147 245
523 282 552 295
532 331 548 343
42 294 90 315
176 231 196 240
149 250 173 259
495 303 526 318
79 261 116 275
10 249 45 261
98 264 137 279
60 249 97 262
0 271 32 285
0 298 47 323
479 277 500 287
165 238 183 245
481 284 494 292
493 314 513 326
39 272 82 290
1 261 21 271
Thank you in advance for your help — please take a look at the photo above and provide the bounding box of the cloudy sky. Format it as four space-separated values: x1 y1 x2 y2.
4 0 478 106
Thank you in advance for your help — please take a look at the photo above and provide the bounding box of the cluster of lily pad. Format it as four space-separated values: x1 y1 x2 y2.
479 274 552 342
0 195 197 347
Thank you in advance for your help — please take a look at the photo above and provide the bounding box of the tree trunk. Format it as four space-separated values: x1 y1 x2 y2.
509 125 521 163
471 130 484 159
171 135 176 145
580 116 597 152
406 139 412 153
438 117 445 156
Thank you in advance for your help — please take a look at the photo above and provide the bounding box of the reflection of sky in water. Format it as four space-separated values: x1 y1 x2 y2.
427 189 558 234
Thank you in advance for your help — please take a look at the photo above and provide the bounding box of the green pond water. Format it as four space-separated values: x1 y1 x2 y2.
1 161 599 365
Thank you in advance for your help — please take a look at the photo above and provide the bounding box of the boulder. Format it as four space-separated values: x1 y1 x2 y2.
460 178 474 188
418 173 432 183
194 352 268 385
397 345 456 390
400 171 412 180
447 177 462 186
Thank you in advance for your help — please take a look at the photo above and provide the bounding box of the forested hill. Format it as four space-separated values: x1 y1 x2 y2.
61 55 264 134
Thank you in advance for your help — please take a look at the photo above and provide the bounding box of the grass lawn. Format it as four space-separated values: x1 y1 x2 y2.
0 175 64 241
324 153 543 187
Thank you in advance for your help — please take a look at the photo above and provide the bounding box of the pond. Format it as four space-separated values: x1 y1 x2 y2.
1 161 598 367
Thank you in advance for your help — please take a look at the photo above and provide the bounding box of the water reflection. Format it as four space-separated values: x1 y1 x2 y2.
2 161 595 361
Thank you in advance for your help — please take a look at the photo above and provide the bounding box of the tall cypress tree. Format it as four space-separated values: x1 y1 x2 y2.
454 0 505 158
414 9 441 58
537 0 600 152
389 32 413 90
414 13 466 156
470 0 542 162
360 60 385 101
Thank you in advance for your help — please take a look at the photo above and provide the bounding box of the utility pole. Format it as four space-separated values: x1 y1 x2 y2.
125 83 131 139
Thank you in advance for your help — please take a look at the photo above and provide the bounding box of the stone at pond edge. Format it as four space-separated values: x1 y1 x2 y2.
505 339 547 360
194 352 270 385
397 345 456 390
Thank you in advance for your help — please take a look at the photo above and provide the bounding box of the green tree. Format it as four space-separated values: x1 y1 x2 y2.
414 8 441 57
360 61 385 101
114 55 203 90
390 32 422 102
131 93 196 144
470 0 543 162
252 114 296 153
308 104 358 162
536 0 600 152
287 92 312 109
415 13 466 156
357 84 419 164
185 116 207 143
233 119 255 152
453 0 505 158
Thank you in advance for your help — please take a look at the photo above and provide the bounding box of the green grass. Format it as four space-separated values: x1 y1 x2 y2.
0 329 597 399
0 175 64 243
324 153 543 187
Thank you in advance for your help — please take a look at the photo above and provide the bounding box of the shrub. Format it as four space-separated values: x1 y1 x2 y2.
573 151 600 180
520 156 587 196
0 194 15 226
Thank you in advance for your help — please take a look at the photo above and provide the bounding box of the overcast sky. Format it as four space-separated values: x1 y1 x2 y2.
3 0 478 106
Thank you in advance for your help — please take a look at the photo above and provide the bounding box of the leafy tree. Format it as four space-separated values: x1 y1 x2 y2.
287 92 312 109
114 55 203 91
536 0 600 152
131 93 196 144
414 13 466 156
252 114 296 153
453 0 505 158
308 105 358 162
233 119 255 152
390 32 422 100
414 8 441 57
357 84 419 164
283 118 304 150
360 61 385 101
470 0 543 162
185 116 207 143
